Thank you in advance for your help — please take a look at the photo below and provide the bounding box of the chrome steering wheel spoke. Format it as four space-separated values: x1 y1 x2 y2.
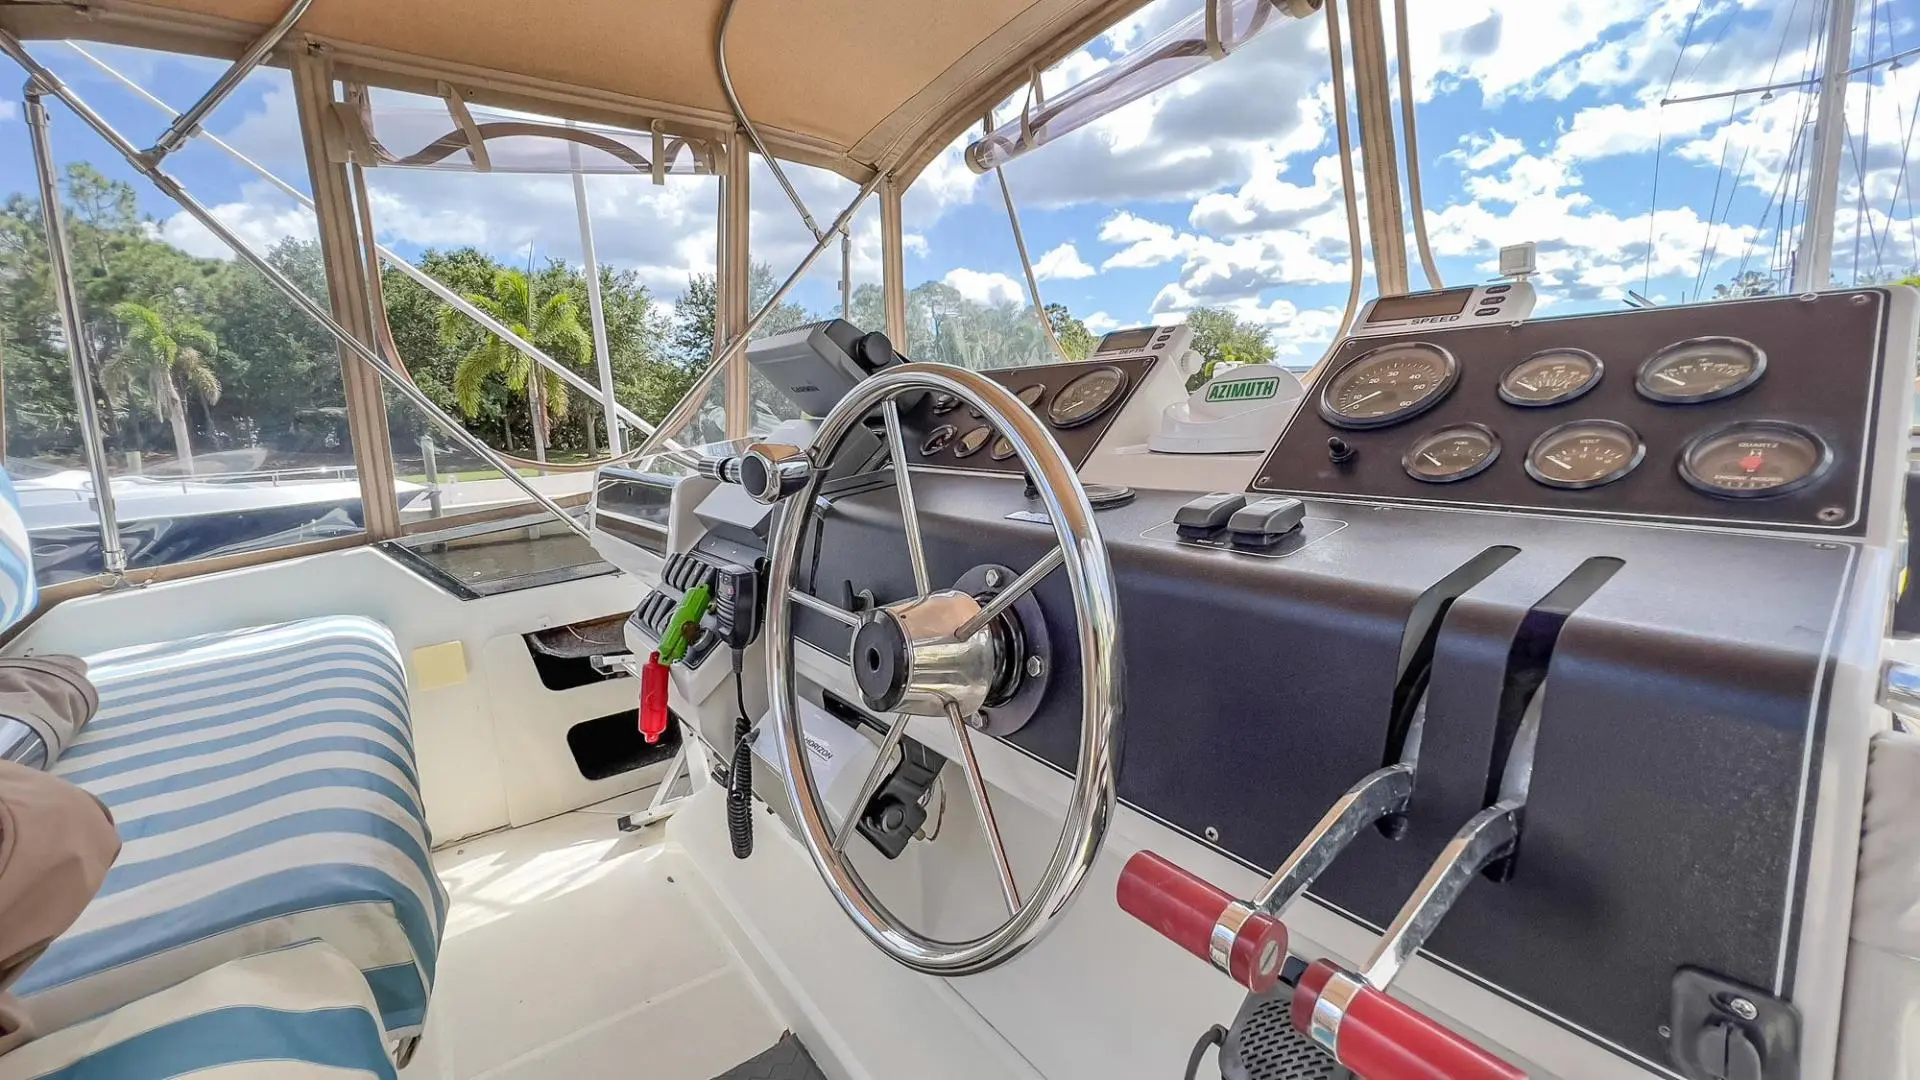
764 363 1123 978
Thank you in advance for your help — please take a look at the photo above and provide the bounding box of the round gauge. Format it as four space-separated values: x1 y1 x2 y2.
920 424 957 456
1525 420 1645 489
1016 384 1047 409
930 392 960 415
1499 349 1602 407
1403 424 1501 483
1636 337 1767 403
1318 342 1459 430
953 426 993 458
1048 366 1129 428
1679 421 1831 499
990 434 1017 461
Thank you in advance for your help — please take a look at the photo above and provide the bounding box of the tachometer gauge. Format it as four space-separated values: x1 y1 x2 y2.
920 424 957 456
1636 337 1766 403
1015 384 1046 409
1048 366 1128 428
1499 349 1602 407
1680 421 1830 499
1404 424 1500 483
990 434 1017 461
1318 342 1459 429
954 426 993 458
1525 420 1645 489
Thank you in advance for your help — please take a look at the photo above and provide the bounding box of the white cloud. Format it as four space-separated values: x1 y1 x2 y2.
1033 242 1095 280
941 268 1027 307
158 185 319 260
1099 212 1191 269
1082 311 1119 334
1448 131 1524 170
0 100 15 123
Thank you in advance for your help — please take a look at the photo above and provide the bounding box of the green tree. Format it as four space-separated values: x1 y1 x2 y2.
1714 271 1779 300
445 267 589 461
1045 303 1096 361
1184 307 1276 388
104 300 222 473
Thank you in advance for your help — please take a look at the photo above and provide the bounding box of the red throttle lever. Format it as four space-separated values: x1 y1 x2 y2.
1117 851 1286 993
1291 959 1526 1080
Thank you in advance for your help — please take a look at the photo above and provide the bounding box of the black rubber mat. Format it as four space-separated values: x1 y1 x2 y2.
712 1032 827 1080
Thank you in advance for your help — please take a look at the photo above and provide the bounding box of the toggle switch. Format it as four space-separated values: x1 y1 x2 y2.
1229 497 1305 548
1175 492 1247 539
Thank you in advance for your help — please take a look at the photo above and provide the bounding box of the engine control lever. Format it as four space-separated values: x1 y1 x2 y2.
1290 800 1528 1080
1116 762 1414 992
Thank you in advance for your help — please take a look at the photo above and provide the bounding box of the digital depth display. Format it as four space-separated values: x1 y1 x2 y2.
1096 327 1157 353
1365 288 1474 323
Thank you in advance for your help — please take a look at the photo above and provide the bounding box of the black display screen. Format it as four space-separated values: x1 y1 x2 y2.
1096 327 1157 353
1365 288 1474 322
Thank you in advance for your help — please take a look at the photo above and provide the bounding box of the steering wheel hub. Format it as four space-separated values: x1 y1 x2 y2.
851 591 998 717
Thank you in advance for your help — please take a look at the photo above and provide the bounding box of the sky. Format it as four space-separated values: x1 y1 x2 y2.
2 0 1917 368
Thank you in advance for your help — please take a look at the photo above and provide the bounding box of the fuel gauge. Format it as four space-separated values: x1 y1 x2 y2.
1404 424 1500 483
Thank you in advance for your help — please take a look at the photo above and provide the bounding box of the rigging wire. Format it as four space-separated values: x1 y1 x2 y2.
1736 0 1812 281
1782 0 1833 284
1391 0 1442 290
1693 94 1743 301
1880 0 1917 270
1309 0 1366 376
1852 0 1879 281
1643 119 1667 296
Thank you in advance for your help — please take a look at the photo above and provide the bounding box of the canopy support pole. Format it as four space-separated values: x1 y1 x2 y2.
23 86 126 579
571 138 622 455
143 0 312 164
0 30 592 541
1345 0 1409 296
633 169 885 457
881 175 908 347
720 139 753 439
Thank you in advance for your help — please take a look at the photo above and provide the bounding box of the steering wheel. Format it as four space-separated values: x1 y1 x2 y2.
761 363 1124 976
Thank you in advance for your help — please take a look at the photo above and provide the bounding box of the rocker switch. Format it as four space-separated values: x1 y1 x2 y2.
1229 498 1305 548
1175 493 1246 539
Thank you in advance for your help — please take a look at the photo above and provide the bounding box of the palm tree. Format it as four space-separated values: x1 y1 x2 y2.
443 268 589 463
105 301 222 474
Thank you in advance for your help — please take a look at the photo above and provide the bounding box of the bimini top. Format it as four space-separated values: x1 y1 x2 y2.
0 0 1151 180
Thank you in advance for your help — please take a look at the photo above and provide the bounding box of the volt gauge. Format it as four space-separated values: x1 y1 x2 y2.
1679 421 1830 498
1526 420 1645 489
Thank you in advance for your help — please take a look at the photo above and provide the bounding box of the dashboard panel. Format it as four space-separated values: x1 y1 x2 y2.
905 354 1158 475
1249 290 1893 533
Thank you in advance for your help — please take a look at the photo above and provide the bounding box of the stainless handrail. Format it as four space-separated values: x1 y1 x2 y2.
143 0 312 163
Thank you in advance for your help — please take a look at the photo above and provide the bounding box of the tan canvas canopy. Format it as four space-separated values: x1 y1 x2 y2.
0 0 1152 181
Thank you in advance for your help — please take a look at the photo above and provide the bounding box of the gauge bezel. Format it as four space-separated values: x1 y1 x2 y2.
930 392 960 415
1524 419 1646 490
1015 384 1047 409
1634 336 1768 404
1677 420 1832 500
953 425 993 458
1402 423 1501 484
989 434 1018 461
1047 366 1130 429
919 424 958 456
1317 342 1461 430
1497 348 1603 408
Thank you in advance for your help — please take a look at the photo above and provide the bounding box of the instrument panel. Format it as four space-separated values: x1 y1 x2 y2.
909 354 1158 475
1250 290 1893 533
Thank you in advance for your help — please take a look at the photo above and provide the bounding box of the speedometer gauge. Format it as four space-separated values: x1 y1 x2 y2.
1404 424 1500 483
1499 349 1601 407
1048 366 1128 428
1525 420 1645 489
1636 337 1766 403
1680 421 1830 498
1318 342 1459 429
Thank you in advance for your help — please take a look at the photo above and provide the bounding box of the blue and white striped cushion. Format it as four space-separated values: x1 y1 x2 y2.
0 941 395 1080
0 470 38 631
14 617 446 1040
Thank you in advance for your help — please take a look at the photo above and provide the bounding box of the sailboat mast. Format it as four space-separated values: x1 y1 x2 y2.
1794 0 1858 291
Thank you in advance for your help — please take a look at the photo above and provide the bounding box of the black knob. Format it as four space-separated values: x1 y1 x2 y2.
854 330 899 372
1327 437 1356 464
737 443 812 504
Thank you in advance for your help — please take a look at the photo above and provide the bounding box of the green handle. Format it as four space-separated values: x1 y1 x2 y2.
658 584 711 665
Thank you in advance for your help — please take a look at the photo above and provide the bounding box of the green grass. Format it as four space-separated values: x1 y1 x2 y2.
397 466 546 483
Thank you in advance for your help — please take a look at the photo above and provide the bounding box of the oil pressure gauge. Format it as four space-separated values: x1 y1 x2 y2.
1526 420 1645 489
1679 421 1830 498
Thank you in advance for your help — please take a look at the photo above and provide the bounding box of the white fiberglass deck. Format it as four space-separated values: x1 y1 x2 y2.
403 797 785 1080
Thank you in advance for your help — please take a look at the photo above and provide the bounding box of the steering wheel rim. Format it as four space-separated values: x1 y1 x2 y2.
764 363 1124 976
